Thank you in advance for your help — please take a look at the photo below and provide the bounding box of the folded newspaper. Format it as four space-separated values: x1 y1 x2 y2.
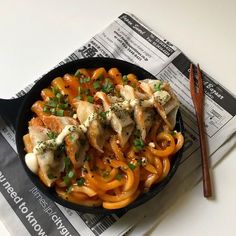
0 12 235 236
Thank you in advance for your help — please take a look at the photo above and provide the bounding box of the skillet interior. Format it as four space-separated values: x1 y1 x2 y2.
15 57 184 214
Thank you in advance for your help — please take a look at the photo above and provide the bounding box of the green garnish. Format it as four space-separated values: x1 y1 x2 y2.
68 170 74 178
47 172 55 179
63 157 75 186
63 176 70 186
87 96 94 103
50 108 56 115
102 171 110 178
83 88 90 95
115 173 122 181
80 77 91 84
77 177 85 186
154 81 163 92
66 185 73 193
77 95 82 100
56 109 64 117
74 69 81 77
47 131 57 139
58 103 68 109
44 93 70 116
122 75 128 84
46 100 57 108
52 87 59 95
43 106 50 113
77 87 90 97
102 78 114 93
133 138 145 151
172 130 177 136
99 111 108 120
64 157 71 172
128 163 136 171
137 159 142 166
93 81 101 89
69 134 76 142
56 92 62 101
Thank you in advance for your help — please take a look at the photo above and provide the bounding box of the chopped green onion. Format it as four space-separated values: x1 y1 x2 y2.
50 108 56 115
77 177 85 186
64 157 71 172
58 103 68 109
63 176 70 186
66 185 73 193
85 77 91 83
43 106 50 113
77 95 82 100
172 130 177 136
68 170 74 178
154 81 163 92
128 163 136 170
80 77 91 84
87 96 94 103
133 138 145 151
46 100 57 108
115 173 122 181
83 89 90 95
137 159 142 166
99 111 108 120
69 134 75 142
47 172 55 179
93 81 101 89
74 69 81 77
52 87 59 95
47 131 57 139
56 109 64 117
56 92 62 101
122 75 128 84
102 78 114 93
102 171 110 178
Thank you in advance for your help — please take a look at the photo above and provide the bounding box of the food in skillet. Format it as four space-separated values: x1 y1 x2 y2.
23 67 184 209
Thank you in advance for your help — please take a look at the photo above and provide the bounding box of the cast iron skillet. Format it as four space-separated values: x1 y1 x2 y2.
0 57 184 214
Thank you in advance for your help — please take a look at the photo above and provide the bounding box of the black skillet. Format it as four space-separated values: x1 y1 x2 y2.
0 57 184 214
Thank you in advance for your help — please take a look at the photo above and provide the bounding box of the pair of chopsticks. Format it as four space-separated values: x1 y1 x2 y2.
189 64 212 198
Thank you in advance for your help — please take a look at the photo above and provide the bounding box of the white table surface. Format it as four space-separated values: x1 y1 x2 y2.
0 0 235 235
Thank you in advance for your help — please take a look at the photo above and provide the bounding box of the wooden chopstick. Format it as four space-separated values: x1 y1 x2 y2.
189 63 212 198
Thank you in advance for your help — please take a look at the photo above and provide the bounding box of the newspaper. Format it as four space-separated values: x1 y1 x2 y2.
0 12 235 236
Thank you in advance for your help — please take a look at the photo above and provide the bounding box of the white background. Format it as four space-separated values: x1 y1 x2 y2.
0 0 235 235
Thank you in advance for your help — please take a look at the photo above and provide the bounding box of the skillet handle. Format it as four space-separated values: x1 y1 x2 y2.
0 96 26 129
